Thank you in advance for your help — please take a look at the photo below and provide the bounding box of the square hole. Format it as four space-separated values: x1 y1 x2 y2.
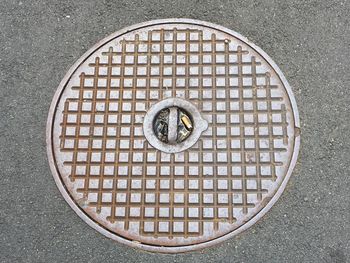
75 166 86 175
232 166 242 176
188 179 199 189
217 152 228 162
259 139 270 148
173 222 184 233
216 127 226 136
216 114 226 123
216 54 225 63
216 78 225 87
203 207 214 218
273 126 283 135
174 208 184 218
216 102 226 111
122 114 131 124
203 180 214 189
131 166 142 176
130 193 141 203
230 102 239 111
203 166 213 176
203 55 211 64
203 152 213 162
174 166 184 176
92 139 102 149
188 194 199 204
116 207 125 217
147 166 157 176
202 140 213 150
144 222 154 232
118 166 128 175
159 222 169 232
260 152 270 162
218 179 228 189
259 127 269 136
246 166 257 176
104 166 114 176
231 127 240 136
91 153 101 162
258 114 268 123
90 165 100 175
160 193 170 203
231 153 241 162
116 193 126 203
163 66 172 75
145 180 156 189
145 193 155 203
247 179 257 189
159 166 169 176
217 166 228 176
190 66 199 75
189 166 199 176
230 114 240 123
129 207 140 217
245 139 255 149
119 152 129 162
188 207 199 218
188 222 199 233
190 55 199 64
160 179 170 189
174 193 184 203
261 166 272 176
272 113 282 123
218 208 229 218
217 139 227 149
124 66 134 76
174 180 184 189
117 179 127 189
244 101 253 110
145 207 155 217
163 55 173 64
244 127 255 136
159 207 169 218
151 44 160 53
77 152 87 162
233 193 243 204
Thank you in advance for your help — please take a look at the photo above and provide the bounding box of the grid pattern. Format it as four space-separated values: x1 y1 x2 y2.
58 28 291 241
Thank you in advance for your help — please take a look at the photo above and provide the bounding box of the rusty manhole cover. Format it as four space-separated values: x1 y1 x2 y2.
47 19 300 253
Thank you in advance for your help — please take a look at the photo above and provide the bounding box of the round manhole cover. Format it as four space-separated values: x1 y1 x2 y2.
47 19 300 253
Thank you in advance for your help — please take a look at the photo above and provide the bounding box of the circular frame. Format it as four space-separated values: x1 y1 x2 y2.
46 18 300 253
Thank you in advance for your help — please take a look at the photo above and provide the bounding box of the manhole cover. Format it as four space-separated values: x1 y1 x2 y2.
47 19 300 253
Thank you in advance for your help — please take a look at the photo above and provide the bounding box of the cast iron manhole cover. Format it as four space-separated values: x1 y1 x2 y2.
47 19 300 253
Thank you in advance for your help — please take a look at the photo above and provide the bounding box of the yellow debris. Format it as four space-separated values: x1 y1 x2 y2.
181 115 192 129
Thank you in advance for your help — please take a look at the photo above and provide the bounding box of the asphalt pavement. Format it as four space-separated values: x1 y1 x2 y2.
0 0 349 262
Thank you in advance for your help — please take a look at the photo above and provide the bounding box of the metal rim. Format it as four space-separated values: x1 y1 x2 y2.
46 18 300 253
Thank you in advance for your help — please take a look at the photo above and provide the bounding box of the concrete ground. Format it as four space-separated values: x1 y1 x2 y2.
0 0 349 262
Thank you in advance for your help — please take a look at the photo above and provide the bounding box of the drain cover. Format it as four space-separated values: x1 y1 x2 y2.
47 19 300 253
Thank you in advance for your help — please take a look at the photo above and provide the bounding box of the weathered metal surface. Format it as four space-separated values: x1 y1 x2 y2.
47 19 300 253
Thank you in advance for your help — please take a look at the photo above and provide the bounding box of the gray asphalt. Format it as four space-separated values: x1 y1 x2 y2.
0 0 349 262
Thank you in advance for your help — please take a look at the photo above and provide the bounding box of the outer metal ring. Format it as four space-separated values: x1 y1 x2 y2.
47 18 300 253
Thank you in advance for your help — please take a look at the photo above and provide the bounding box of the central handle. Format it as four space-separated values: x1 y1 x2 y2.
167 107 178 144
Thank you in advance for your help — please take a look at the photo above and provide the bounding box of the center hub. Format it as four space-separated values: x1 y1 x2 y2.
143 98 208 153
153 107 193 144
